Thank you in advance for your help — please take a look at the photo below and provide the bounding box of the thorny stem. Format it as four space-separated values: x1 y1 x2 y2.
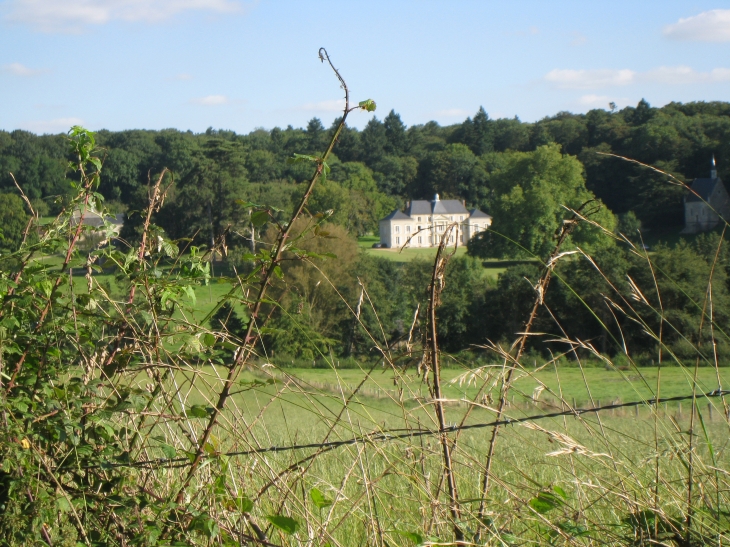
170 48 360 508
426 224 464 542
476 206 585 528
5 160 96 391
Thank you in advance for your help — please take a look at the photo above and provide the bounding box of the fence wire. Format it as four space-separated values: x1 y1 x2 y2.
71 388 730 471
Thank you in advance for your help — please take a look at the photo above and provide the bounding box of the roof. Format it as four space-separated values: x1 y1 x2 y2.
469 208 492 219
381 209 410 221
405 199 469 216
687 177 724 202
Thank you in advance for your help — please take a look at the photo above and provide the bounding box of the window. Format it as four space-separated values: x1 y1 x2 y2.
418 236 422 244
417 225 422 231
449 236 453 243
461 234 465 242
396 236 400 245
450 216 453 221
395 225 400 233
418 216 421 222
460 216 463 221
406 225 411 233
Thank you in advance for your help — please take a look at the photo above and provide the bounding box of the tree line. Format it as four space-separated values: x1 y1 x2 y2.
2 100 730 362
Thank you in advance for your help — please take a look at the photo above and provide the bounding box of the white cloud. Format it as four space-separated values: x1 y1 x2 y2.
435 108 471 117
171 73 193 81
663 9 730 42
20 117 85 134
6 0 243 32
298 99 346 112
2 62 45 76
644 65 730 84
190 94 228 105
546 66 730 89
545 69 636 89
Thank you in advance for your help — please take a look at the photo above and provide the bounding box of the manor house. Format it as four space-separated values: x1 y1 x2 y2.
378 194 491 248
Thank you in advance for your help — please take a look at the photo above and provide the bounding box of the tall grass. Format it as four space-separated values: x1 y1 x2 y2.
1 55 729 547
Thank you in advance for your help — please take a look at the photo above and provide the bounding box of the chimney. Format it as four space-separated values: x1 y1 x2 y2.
463 199 466 207
434 193 440 202
711 155 717 179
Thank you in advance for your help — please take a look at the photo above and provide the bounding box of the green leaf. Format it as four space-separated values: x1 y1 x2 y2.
159 443 176 459
529 491 565 514
287 153 318 164
234 496 254 513
266 515 299 535
358 99 377 112
272 265 283 279
250 211 269 227
309 488 332 509
188 405 209 418
553 485 568 499
394 530 423 544
202 333 216 347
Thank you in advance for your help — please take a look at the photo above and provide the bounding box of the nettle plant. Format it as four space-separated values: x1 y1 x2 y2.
0 53 376 547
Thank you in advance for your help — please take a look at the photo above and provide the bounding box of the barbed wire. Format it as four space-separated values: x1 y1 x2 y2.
67 388 730 471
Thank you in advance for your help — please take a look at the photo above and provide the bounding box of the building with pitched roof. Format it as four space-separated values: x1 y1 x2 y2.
683 157 730 234
378 194 491 248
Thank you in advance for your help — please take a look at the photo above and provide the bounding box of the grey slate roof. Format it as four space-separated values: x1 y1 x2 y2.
687 177 723 202
405 199 468 216
468 208 491 219
381 209 411 221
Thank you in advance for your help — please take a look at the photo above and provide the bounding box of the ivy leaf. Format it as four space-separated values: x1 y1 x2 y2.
251 211 269 227
266 515 299 535
309 488 332 509
358 99 377 112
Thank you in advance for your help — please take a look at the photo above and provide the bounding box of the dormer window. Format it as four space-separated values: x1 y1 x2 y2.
418 217 422 222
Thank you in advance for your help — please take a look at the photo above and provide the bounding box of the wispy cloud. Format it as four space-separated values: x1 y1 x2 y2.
298 99 346 112
190 94 229 105
6 0 244 33
171 73 193 81
545 69 636 89
545 66 730 89
664 9 730 42
2 62 46 76
20 117 85 134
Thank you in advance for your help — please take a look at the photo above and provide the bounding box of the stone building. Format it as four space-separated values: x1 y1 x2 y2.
683 157 730 234
378 194 491 248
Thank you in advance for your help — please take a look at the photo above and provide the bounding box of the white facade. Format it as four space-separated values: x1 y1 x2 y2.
378 195 491 248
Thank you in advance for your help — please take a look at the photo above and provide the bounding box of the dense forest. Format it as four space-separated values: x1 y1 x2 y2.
2 99 730 362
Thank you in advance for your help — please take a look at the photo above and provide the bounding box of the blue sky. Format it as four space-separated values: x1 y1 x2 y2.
1 0 730 134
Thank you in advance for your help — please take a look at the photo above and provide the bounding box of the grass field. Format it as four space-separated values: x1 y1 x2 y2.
127 359 730 545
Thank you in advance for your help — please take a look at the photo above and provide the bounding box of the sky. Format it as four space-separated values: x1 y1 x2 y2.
1 0 730 134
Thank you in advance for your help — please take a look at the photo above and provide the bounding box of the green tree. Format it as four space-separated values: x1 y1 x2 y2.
469 144 616 259
0 192 29 252
383 110 408 156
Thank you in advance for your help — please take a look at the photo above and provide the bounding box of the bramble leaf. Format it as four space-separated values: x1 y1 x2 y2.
266 515 299 535
309 488 332 509
358 99 376 112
